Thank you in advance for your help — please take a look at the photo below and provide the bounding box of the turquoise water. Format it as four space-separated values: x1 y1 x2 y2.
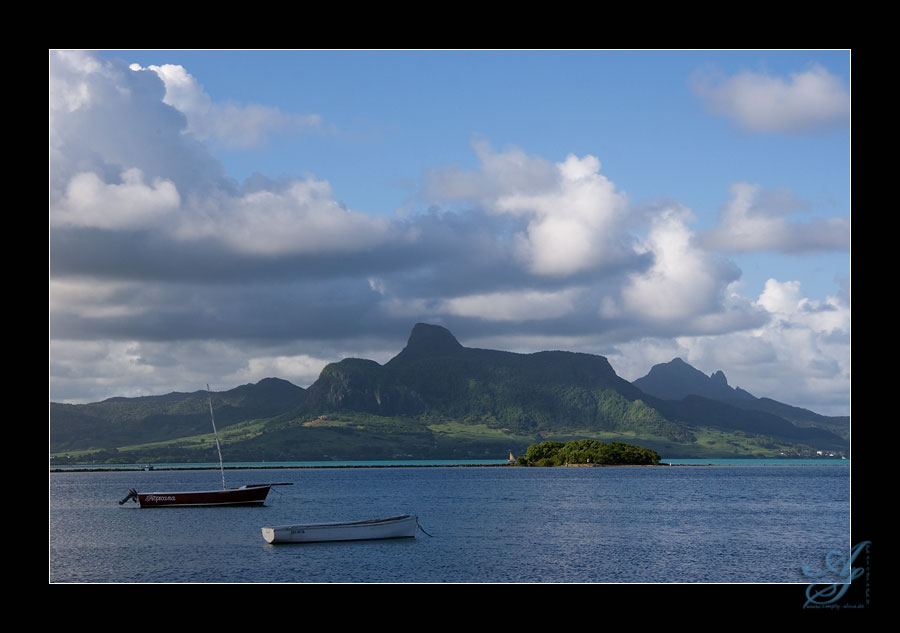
51 459 511 470
662 458 849 466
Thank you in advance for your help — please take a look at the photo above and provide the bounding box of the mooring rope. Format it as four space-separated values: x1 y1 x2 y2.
416 517 434 537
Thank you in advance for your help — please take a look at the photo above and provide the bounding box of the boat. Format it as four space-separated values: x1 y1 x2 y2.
121 483 272 508
119 385 290 508
261 514 418 544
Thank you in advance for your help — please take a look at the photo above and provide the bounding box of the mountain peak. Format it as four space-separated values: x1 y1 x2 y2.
402 323 464 357
633 358 754 403
710 370 728 386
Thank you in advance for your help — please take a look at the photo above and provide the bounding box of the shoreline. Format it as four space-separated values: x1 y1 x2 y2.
50 462 741 472
50 463 515 472
49 457 847 473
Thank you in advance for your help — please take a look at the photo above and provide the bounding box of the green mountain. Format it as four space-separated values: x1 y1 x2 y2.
50 324 849 464
50 378 307 453
309 324 643 418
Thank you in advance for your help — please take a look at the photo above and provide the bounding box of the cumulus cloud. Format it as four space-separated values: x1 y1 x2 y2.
173 177 394 256
50 52 390 259
757 278 850 334
132 62 322 148
691 64 850 134
54 168 180 230
50 51 227 202
601 205 753 329
426 141 632 276
428 140 559 201
131 63 212 138
50 50 106 113
699 183 850 254
702 278 849 413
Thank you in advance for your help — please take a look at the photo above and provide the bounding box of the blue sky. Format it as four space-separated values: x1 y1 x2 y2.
50 50 851 415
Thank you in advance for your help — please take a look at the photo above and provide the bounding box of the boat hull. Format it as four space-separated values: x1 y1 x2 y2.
262 515 417 544
137 484 271 508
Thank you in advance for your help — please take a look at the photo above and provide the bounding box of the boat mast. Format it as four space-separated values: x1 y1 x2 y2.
207 384 226 490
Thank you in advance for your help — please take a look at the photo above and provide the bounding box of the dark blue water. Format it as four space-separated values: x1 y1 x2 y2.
49 464 850 583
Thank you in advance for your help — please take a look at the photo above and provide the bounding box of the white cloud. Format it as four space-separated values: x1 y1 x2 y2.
132 63 212 139
609 277 850 414
506 154 630 276
51 279 146 319
51 51 104 113
426 140 558 201
377 296 436 320
715 279 849 413
757 278 806 314
605 205 740 324
50 53 390 257
50 339 159 403
426 141 631 276
691 64 850 134
757 278 850 334
208 102 322 149
53 168 180 230
238 354 334 388
174 177 393 256
133 62 322 148
700 183 850 254
50 51 227 202
440 288 582 322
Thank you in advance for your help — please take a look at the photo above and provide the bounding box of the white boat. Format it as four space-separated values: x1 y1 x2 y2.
262 514 418 544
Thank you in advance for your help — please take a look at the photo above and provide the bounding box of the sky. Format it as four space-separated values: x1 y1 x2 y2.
49 50 851 415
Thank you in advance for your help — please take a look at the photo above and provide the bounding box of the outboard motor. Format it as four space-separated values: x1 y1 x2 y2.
119 488 139 505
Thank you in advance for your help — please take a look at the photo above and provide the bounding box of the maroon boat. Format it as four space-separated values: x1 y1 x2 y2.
120 484 271 508
118 385 289 509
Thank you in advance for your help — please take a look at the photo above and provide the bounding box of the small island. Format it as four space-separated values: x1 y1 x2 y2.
515 439 661 466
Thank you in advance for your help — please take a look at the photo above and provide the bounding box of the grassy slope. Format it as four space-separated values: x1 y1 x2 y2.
51 410 830 464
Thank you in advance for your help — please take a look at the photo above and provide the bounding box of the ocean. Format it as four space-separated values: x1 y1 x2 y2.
49 461 851 584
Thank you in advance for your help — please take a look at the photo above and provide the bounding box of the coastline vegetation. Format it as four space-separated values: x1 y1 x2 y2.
515 439 661 466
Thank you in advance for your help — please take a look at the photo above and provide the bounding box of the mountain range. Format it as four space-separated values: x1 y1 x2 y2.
50 323 849 463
